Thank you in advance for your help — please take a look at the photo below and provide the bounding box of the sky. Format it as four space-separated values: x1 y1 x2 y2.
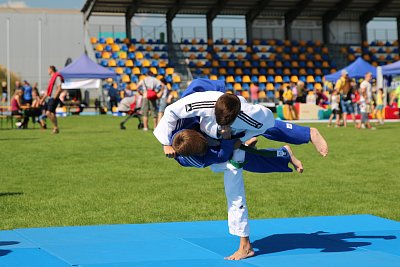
0 0 85 9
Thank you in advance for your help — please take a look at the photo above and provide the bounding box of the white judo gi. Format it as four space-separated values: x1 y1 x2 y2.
153 91 275 237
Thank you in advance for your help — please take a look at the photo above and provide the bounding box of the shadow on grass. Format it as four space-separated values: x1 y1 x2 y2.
252 231 396 256
0 241 19 257
0 192 23 197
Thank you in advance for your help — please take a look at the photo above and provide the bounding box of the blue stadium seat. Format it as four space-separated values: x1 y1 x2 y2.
235 76 242 83
253 46 259 53
236 61 243 68
299 47 306 53
242 83 250 90
112 52 119 59
183 39 189 44
322 54 329 61
125 68 132 75
292 54 299 61
221 46 228 52
131 75 138 83
315 76 322 83
330 61 337 68
252 60 259 67
299 61 306 68
227 68 235 75
134 60 142 67
219 75 226 81
315 61 322 68
172 83 180 90
259 68 267 75
211 68 219 75
121 44 128 51
195 69 202 75
299 76 306 82
100 60 108 67
307 68 314 75
306 54 314 60
291 68 299 75
275 83 282 90
128 52 135 59
268 46 275 52
199 39 205 45
160 53 168 59
188 61 196 68
204 61 211 67
276 68 283 75
284 47 291 53
267 61 275 67
226 83 233 90
267 91 274 98
283 61 291 68
307 83 314 90
243 68 251 75
117 60 125 67
99 37 106 44
276 40 284 46
314 47 321 53
148 39 154 44
154 46 160 52
166 75 173 83
283 76 290 83
190 46 198 52
251 76 258 83
237 47 244 52
260 54 268 60
158 68 166 75
137 46 145 51
105 45 112 52
267 76 274 83
322 69 330 75
259 83 266 90
260 40 267 45
306 40 315 46
141 67 149 75
95 52 102 59
130 38 137 44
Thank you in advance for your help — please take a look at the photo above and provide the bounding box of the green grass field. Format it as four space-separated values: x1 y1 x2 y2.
1 116 399 230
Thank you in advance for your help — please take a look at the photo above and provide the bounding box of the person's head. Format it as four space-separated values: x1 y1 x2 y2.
1 81 6 88
215 93 241 126
341 69 348 78
32 88 39 97
365 72 372 81
48 65 57 75
378 88 383 94
15 80 20 87
172 129 208 156
14 89 23 97
23 80 29 86
147 70 154 77
297 81 305 89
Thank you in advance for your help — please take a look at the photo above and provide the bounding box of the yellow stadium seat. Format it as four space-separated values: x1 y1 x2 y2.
258 91 266 99
299 40 306 46
212 60 219 67
156 75 163 80
189 54 196 60
244 61 251 68
364 54 371 61
246 47 253 53
146 46 153 52
275 46 283 53
112 106 118 112
315 69 322 75
330 68 337 73
90 37 97 44
129 83 137 90
213 46 220 53
306 75 315 83
306 47 314 54
260 47 267 53
252 54 259 60
129 45 136 52
198 46 205 52
283 54 291 61
299 54 306 61
122 75 130 83
299 68 307 75
269 54 276 60
235 68 243 75
314 54 322 61
140 38 146 44
210 75 218 80
135 52 143 59
315 40 322 47
234 83 242 90
207 39 213 45
237 54 244 60
266 83 274 90
96 44 104 52
322 47 329 54
290 76 298 83
283 68 291 75
291 61 299 68
112 44 120 52
284 40 291 46
371 61 378 67
268 40 276 46
239 39 245 45
196 61 204 67
166 68 174 75
115 67 123 74
206 53 213 60
226 76 234 83
133 67 141 75
243 75 251 83
230 47 235 53
275 76 283 83
228 61 235 67
259 75 267 83
219 68 227 75
119 52 127 59
221 54 228 60
125 60 134 67
159 61 167 68
291 47 299 53
260 61 267 68
142 60 150 67
223 39 228 45
253 39 260 45
322 61 329 68
150 67 157 74
108 59 116 67
314 83 322 90
173 75 181 83
182 46 189 52
202 68 210 75
153 53 160 59
267 69 275 75
306 61 314 68
242 91 250 99
191 38 198 45
340 47 347 54
123 38 130 44
106 37 114 44
251 68 259 75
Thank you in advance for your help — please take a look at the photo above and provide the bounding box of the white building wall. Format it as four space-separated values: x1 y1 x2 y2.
0 8 84 90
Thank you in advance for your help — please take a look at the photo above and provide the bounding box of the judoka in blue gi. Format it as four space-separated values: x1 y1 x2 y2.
153 78 329 260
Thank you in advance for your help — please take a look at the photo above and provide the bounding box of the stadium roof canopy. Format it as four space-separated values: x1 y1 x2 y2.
82 0 400 43
82 0 400 20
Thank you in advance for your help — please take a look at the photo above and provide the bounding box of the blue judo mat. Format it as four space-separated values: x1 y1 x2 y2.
1 215 399 267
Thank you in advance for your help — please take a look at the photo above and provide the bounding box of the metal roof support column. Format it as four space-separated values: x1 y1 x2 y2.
360 20 368 55
166 16 173 51
245 16 253 44
397 16 400 57
322 0 354 44
284 0 312 40
206 15 213 43
125 15 132 40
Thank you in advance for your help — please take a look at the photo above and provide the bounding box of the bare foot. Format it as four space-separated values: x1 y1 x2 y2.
225 248 255 260
284 145 304 173
244 137 258 147
310 128 328 157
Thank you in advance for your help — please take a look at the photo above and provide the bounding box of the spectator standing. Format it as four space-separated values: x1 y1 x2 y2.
22 80 32 105
41 65 64 134
375 88 384 125
1 81 7 102
108 82 119 111
249 83 259 104
283 85 297 120
357 86 373 129
359 72 373 117
137 71 162 131
340 77 356 127
157 78 169 122
295 81 305 103
328 89 341 127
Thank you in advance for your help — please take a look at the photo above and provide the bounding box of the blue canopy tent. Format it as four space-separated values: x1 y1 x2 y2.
381 60 400 76
324 57 376 82
60 53 116 79
60 54 116 90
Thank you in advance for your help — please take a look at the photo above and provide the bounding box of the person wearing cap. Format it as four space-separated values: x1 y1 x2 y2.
22 80 33 105
333 70 348 125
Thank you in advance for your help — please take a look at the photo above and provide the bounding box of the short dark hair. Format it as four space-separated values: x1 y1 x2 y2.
49 65 57 72
172 129 208 156
215 93 241 126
